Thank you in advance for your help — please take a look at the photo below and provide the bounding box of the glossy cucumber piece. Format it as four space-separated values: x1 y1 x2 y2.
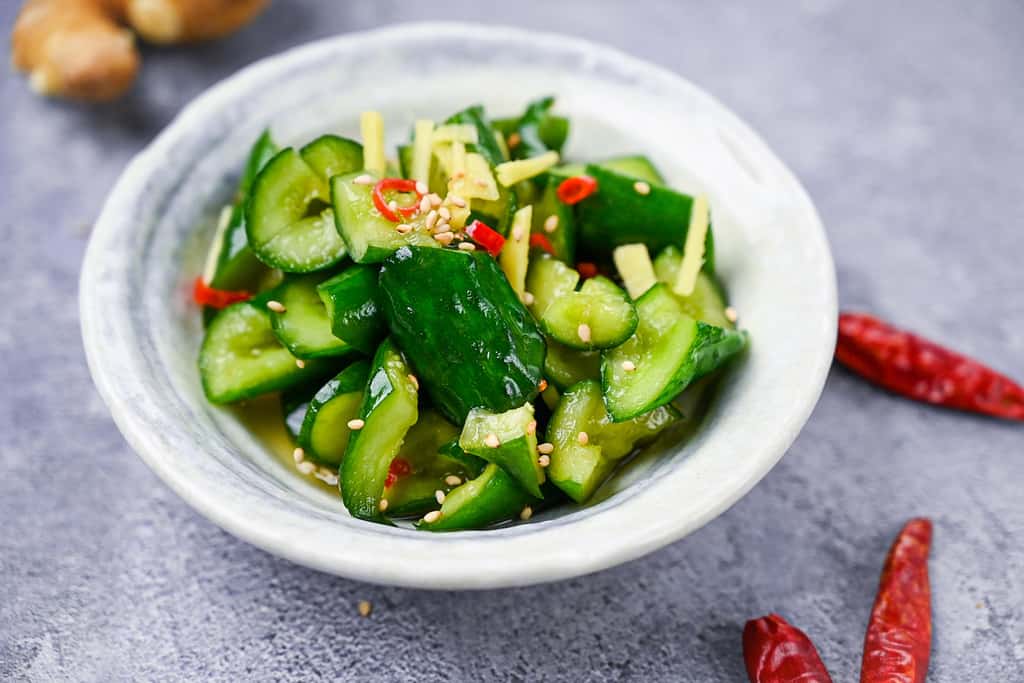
377 247 546 423
417 463 534 532
316 265 386 354
339 340 419 521
530 177 575 262
601 284 747 421
267 273 354 359
444 104 505 167
547 380 679 502
574 165 712 261
245 148 348 272
539 275 638 351
296 360 370 466
199 298 326 404
437 439 488 478
383 411 474 517
525 253 579 320
299 135 363 180
652 246 732 329
469 184 518 238
552 155 665 186
507 96 557 160
493 112 570 154
330 172 439 263
544 338 601 390
459 403 543 497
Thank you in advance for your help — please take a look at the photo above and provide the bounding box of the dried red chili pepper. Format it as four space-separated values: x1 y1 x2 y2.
836 312 1024 420
576 261 599 279
192 276 252 309
556 174 598 204
529 233 555 256
860 518 932 683
384 457 412 489
743 613 833 683
465 220 505 257
372 178 422 222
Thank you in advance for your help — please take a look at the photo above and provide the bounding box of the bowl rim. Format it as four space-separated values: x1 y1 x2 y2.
80 21 837 589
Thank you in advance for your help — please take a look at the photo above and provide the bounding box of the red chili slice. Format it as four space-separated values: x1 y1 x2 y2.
529 233 555 256
576 261 598 279
556 175 598 205
372 178 423 222
192 276 252 309
466 220 506 257
384 457 412 489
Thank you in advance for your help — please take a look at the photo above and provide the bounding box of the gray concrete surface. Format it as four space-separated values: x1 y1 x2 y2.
2 1 1022 680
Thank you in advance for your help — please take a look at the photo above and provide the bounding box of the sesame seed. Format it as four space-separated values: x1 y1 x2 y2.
450 196 467 208
295 359 306 369
438 207 451 221
425 210 438 229
523 291 535 305
315 469 338 486
621 360 637 372
419 196 432 212
347 418 365 430
725 306 739 323
429 193 443 208
484 433 501 448
452 171 466 180
433 231 455 245
526 420 537 436
444 475 462 486
266 300 286 313
396 223 412 234
357 600 372 617
378 498 388 512
508 132 521 148
388 200 398 212
538 454 551 468
538 379 548 392
458 242 476 251
434 221 451 234
434 490 446 504
537 442 554 454
422 510 442 524
633 181 651 195
292 447 305 463
511 225 525 241
475 179 488 189
407 374 419 390
544 215 559 233
519 506 533 521
415 180 429 195
297 460 316 475
354 174 374 185
577 431 589 445
577 323 592 343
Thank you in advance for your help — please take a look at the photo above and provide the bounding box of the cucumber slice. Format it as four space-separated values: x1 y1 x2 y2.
547 380 679 502
493 113 570 154
601 284 747 421
296 360 370 466
437 438 488 478
652 246 733 329
550 155 664 186
530 177 576 262
268 273 354 359
246 148 348 272
525 253 579 320
339 340 419 521
540 276 638 351
316 265 386 355
544 338 601 390
299 135 363 180
199 299 325 404
417 463 534 532
330 172 439 264
459 403 543 498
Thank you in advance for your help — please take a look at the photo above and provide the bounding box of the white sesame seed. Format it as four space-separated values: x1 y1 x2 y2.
434 221 451 234
511 225 525 242
429 193 443 208
633 181 651 195
354 174 374 185
419 196 432 212
444 475 462 487
526 420 537 436
423 510 442 524
347 418 365 430
407 374 419 390
544 215 559 233
295 359 306 369
438 207 452 221
433 231 455 245
475 179 488 189
378 499 389 512
484 433 501 448
358 600 372 617
415 180 429 195
538 454 551 468
458 242 476 251
537 442 554 454
434 490 446 504
297 460 316 475
577 323 592 343
450 195 467 208
292 447 305 464
388 200 398 212
519 506 533 521
725 306 739 323
523 291 535 305
577 431 590 445
621 360 637 372
315 469 339 486
425 210 438 229
395 223 412 234
266 300 286 313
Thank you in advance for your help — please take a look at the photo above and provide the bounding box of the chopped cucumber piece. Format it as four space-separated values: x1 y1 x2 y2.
296 360 370 466
418 463 534 532
299 135 363 180
444 105 504 167
383 411 474 517
550 155 665 186
525 253 579 320
653 247 733 329
268 273 354 359
540 276 638 351
601 284 747 421
459 403 543 497
530 177 575 262
500 205 532 298
316 265 386 354
544 338 601 390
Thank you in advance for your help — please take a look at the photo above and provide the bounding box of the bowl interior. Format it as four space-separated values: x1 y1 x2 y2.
81 23 836 588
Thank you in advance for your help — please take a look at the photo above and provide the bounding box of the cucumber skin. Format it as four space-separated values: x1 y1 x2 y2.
378 247 546 424
297 360 370 466
299 135 363 180
417 463 534 532
316 265 386 355
267 274 355 359
459 404 544 498
539 276 639 352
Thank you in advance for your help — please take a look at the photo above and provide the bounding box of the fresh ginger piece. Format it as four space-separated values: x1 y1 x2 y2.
124 0 268 44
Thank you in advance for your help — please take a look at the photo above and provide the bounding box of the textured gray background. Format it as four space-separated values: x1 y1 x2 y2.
2 1 1022 681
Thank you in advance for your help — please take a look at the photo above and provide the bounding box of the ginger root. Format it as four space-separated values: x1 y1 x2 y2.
11 0 268 102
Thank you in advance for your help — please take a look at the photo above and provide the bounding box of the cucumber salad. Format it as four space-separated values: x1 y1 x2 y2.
195 98 748 531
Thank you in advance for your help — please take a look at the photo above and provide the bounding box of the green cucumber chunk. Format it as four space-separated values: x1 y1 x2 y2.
525 253 579 320
245 147 348 272
544 338 601 390
267 273 354 359
652 246 732 329
493 112 570 154
459 403 543 498
377 247 546 423
417 463 534 532
540 275 638 351
296 360 370 466
550 155 664 186
508 96 556 160
330 172 439 263
601 284 747 421
444 104 505 167
199 298 325 404
547 380 680 502
339 340 419 521
530 177 576 262
299 135 363 180
316 265 386 354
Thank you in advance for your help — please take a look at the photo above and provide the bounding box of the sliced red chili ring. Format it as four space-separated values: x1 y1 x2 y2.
384 457 412 488
466 220 506 257
372 178 423 222
529 233 555 256
192 276 252 309
556 174 598 205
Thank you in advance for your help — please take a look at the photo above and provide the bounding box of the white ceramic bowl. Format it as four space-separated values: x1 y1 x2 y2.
80 22 836 589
